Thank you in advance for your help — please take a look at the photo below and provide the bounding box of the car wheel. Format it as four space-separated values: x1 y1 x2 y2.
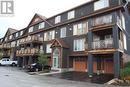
12 63 16 66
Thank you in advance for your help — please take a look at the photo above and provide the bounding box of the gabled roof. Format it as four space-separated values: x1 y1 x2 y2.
27 13 47 27
27 13 54 28
5 28 18 37
51 39 69 48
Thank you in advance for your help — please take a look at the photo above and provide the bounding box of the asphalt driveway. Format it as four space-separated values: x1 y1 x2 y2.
46 71 114 84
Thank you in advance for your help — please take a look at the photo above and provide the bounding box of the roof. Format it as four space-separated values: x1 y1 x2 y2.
8 28 18 34
51 39 69 48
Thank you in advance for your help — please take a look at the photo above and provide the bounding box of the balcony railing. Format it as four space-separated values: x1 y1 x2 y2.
92 39 113 49
0 44 11 49
19 35 43 44
16 48 39 56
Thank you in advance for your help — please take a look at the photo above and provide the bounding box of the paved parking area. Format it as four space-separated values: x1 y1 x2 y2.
0 66 126 87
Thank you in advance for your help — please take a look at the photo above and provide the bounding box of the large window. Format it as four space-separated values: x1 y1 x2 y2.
38 22 45 29
44 30 55 41
60 27 66 38
46 44 52 53
20 31 23 36
73 22 88 35
93 14 112 26
9 35 13 39
74 39 85 51
55 15 61 24
68 10 75 19
28 26 33 33
94 0 109 11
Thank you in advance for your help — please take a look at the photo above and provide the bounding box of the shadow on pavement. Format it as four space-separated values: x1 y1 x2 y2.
46 71 114 84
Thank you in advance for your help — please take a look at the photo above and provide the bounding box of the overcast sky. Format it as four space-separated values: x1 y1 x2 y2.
0 0 90 38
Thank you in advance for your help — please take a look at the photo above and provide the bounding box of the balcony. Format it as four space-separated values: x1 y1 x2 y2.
19 35 43 45
0 44 11 49
16 48 39 56
92 39 113 50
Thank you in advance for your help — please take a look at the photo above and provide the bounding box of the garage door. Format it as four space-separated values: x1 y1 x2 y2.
73 58 87 72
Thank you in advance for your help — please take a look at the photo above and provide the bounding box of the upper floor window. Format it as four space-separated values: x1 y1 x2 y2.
68 10 75 19
39 22 45 29
73 22 88 35
73 38 85 51
15 33 18 37
44 30 55 41
28 26 33 33
20 31 23 36
93 14 112 26
55 15 61 24
60 27 66 38
94 0 109 11
9 35 13 39
46 44 52 53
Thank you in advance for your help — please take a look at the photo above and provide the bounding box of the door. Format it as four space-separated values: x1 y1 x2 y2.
52 48 59 68
73 58 87 72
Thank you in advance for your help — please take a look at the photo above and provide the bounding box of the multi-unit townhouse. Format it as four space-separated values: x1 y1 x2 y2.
0 0 130 78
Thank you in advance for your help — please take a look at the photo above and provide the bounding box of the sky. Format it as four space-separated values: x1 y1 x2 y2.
0 0 90 38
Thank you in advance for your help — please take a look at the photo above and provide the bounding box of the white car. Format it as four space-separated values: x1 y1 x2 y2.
0 58 17 66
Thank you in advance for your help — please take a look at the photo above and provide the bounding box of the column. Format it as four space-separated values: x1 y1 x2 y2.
113 25 119 49
28 56 33 65
114 51 120 78
88 53 93 77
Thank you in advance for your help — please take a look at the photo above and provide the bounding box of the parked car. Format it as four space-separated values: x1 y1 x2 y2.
0 58 17 66
28 63 51 72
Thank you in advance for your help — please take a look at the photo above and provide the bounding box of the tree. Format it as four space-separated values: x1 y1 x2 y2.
0 52 3 60
38 53 48 71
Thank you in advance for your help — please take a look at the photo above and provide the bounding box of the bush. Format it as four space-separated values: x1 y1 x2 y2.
121 67 130 80
124 62 130 68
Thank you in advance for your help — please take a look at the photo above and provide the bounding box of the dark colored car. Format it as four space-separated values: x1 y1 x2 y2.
28 63 51 72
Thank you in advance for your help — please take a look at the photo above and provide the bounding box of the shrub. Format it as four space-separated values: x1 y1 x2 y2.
121 67 130 80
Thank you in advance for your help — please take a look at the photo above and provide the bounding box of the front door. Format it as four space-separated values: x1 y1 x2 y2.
52 48 59 68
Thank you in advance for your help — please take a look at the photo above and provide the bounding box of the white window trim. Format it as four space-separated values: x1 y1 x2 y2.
94 0 109 11
29 26 33 33
60 27 66 38
39 22 45 29
68 10 75 19
73 39 85 51
55 15 61 24
46 44 52 53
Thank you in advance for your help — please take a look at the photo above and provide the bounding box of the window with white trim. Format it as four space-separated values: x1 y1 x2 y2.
44 30 55 41
20 31 23 36
15 33 18 37
55 15 61 24
9 35 13 39
123 34 127 50
68 10 75 19
39 22 45 29
28 26 33 33
73 39 85 51
46 44 52 53
73 22 88 35
94 0 109 11
93 14 112 26
60 27 66 38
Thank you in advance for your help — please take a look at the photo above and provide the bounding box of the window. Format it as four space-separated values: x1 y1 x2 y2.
121 13 126 30
93 14 112 26
5 37 7 41
28 26 33 33
73 22 88 35
105 35 112 40
123 34 127 50
9 35 12 39
20 31 23 36
94 0 109 11
46 44 52 53
44 30 55 41
74 39 85 51
68 10 75 19
60 27 66 38
15 33 18 37
55 16 61 24
39 22 45 29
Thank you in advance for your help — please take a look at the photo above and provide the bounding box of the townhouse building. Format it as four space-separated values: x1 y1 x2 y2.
0 0 130 78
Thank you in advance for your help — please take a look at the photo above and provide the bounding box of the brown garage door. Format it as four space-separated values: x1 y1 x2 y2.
73 58 87 72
